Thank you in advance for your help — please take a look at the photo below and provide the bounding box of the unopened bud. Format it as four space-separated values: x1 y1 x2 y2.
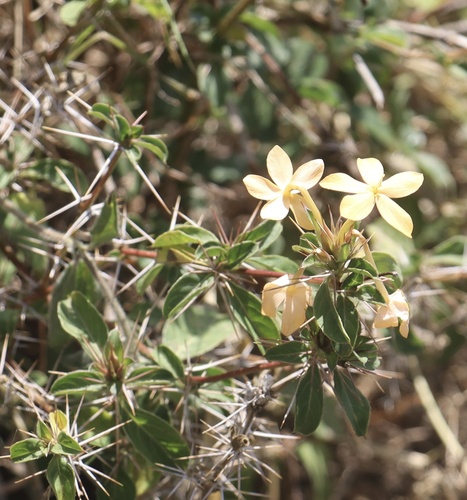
314 248 333 263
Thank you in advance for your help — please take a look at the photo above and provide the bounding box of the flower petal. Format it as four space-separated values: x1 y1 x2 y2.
243 175 281 200
290 197 315 230
260 195 290 220
376 195 414 237
320 173 368 194
399 319 409 338
357 158 384 187
261 275 289 316
373 290 410 337
281 283 310 335
340 192 375 221
291 159 324 189
379 172 424 198
390 290 410 320
373 304 398 329
267 145 293 188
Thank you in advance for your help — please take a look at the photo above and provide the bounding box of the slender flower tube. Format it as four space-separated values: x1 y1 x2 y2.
320 158 423 237
243 145 324 230
261 274 313 336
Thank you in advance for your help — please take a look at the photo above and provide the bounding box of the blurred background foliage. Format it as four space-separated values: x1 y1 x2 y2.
1 0 467 498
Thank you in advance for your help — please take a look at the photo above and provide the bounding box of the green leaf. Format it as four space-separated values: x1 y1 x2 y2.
151 345 184 379
225 241 258 269
373 251 402 289
48 260 102 350
197 63 230 108
162 305 236 359
130 125 143 139
296 441 330 500
239 12 280 37
123 407 190 467
0 308 19 336
351 336 380 370
135 135 169 162
91 195 119 248
95 467 137 500
412 151 454 191
152 225 219 252
60 0 86 26
57 291 108 358
433 235 466 256
246 255 299 274
114 114 132 143
426 235 467 267
195 242 226 260
51 432 84 455
324 350 339 372
335 295 360 346
126 366 173 388
228 283 280 347
135 263 163 294
36 420 52 441
266 341 309 364
237 220 282 252
10 438 46 462
299 77 342 107
107 328 124 362
51 370 106 396
163 273 215 319
299 232 320 249
342 258 378 288
88 103 116 127
356 106 396 148
361 25 408 48
333 370 370 436
49 410 68 435
46 455 76 500
153 230 200 248
173 225 220 245
314 284 350 344
294 364 323 435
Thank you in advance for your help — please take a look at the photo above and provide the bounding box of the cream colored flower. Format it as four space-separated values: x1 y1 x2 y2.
373 289 410 337
243 145 324 229
262 274 313 336
319 158 423 237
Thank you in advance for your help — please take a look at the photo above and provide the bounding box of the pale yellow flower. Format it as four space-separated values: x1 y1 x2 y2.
261 274 313 336
243 145 324 229
373 289 410 338
320 158 423 237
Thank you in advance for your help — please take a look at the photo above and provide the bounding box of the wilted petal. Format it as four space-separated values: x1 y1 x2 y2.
376 195 414 238
373 290 410 337
290 198 315 230
291 159 324 190
261 275 289 316
243 175 281 200
260 195 289 220
373 304 398 329
320 173 368 194
340 192 375 221
379 172 424 198
282 283 310 335
357 158 384 187
267 145 293 188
